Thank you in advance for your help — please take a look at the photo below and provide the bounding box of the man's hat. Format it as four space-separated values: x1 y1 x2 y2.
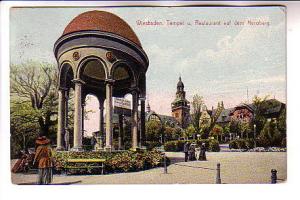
35 136 51 145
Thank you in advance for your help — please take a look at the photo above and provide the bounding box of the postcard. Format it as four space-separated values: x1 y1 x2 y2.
9 6 286 185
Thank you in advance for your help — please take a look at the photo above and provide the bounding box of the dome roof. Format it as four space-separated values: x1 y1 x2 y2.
63 10 141 47
177 76 184 88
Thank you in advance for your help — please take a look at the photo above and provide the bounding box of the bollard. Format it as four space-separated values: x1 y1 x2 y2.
216 163 221 184
164 153 168 174
271 169 277 184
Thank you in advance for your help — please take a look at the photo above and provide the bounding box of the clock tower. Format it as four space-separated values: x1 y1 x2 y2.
171 76 190 128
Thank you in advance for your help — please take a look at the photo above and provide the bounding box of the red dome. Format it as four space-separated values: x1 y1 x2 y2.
63 10 141 47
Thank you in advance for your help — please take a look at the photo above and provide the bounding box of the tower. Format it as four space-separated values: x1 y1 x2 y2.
171 76 190 128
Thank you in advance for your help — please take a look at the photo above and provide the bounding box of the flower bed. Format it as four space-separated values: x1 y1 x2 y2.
53 150 165 174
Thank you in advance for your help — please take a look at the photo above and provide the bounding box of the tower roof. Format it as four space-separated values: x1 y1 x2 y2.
177 76 184 88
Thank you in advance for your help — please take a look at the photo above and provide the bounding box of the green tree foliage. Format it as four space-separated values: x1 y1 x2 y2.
223 124 230 138
277 107 286 137
252 95 272 136
184 124 196 139
239 121 252 139
145 120 162 141
257 119 284 147
190 94 204 136
164 125 181 141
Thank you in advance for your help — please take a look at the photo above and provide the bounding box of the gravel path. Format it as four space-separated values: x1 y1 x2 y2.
11 152 286 184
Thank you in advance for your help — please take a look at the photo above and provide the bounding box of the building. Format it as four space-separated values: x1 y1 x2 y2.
207 98 286 128
146 102 179 128
171 77 191 128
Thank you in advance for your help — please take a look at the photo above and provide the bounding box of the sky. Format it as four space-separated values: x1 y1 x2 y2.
10 6 286 134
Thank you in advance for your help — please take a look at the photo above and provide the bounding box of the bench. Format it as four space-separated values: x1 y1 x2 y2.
65 158 106 175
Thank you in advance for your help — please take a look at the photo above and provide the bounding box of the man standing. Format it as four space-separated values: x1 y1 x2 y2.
91 132 97 151
183 141 190 162
199 143 207 161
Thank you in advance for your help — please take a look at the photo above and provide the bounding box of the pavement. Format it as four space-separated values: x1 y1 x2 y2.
11 151 287 184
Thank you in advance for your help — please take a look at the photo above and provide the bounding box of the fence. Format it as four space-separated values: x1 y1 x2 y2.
162 153 222 184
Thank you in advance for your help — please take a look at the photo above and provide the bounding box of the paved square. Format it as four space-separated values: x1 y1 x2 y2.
11 152 286 184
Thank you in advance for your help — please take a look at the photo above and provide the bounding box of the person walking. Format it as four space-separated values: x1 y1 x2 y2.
183 141 190 162
33 136 53 185
199 143 207 161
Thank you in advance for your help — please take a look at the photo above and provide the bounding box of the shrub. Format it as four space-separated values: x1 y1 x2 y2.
164 139 220 152
53 150 164 174
145 141 162 150
229 140 238 149
208 139 220 152
229 139 254 149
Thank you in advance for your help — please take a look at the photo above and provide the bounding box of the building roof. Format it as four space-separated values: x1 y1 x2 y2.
230 99 285 118
215 108 234 123
63 10 142 47
177 76 184 88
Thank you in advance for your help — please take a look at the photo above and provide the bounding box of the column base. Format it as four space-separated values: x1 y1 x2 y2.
104 146 112 152
56 146 65 151
130 147 140 152
71 146 84 152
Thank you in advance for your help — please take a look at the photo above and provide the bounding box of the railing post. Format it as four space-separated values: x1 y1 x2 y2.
271 169 277 184
216 163 221 184
164 153 168 174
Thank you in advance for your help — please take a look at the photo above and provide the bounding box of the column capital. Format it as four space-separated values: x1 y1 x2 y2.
130 88 140 95
72 79 85 85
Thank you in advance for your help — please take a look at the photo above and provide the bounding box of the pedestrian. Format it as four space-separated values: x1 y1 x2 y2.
199 143 207 161
91 132 97 151
33 136 53 185
189 143 197 161
183 141 190 162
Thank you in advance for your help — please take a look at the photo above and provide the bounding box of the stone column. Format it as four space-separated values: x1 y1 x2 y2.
105 79 114 151
140 98 146 147
98 100 104 149
64 90 69 150
131 90 139 150
72 79 84 151
82 101 85 139
118 114 124 150
57 88 66 151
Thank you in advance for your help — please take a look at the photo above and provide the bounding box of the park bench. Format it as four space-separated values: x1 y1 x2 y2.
65 158 106 175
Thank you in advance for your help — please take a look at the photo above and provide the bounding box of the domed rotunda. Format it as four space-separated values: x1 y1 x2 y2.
54 11 149 151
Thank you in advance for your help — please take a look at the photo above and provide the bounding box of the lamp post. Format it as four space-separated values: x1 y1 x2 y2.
254 124 256 148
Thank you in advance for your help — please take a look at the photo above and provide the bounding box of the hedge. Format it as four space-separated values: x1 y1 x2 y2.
164 139 220 152
229 139 255 149
53 150 165 174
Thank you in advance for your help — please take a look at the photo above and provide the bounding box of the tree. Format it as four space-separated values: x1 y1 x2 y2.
277 107 286 137
239 121 252 139
184 124 196 139
164 125 181 141
252 95 271 136
10 61 58 136
210 124 223 142
223 124 230 140
190 94 204 137
145 120 162 142
257 119 283 147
